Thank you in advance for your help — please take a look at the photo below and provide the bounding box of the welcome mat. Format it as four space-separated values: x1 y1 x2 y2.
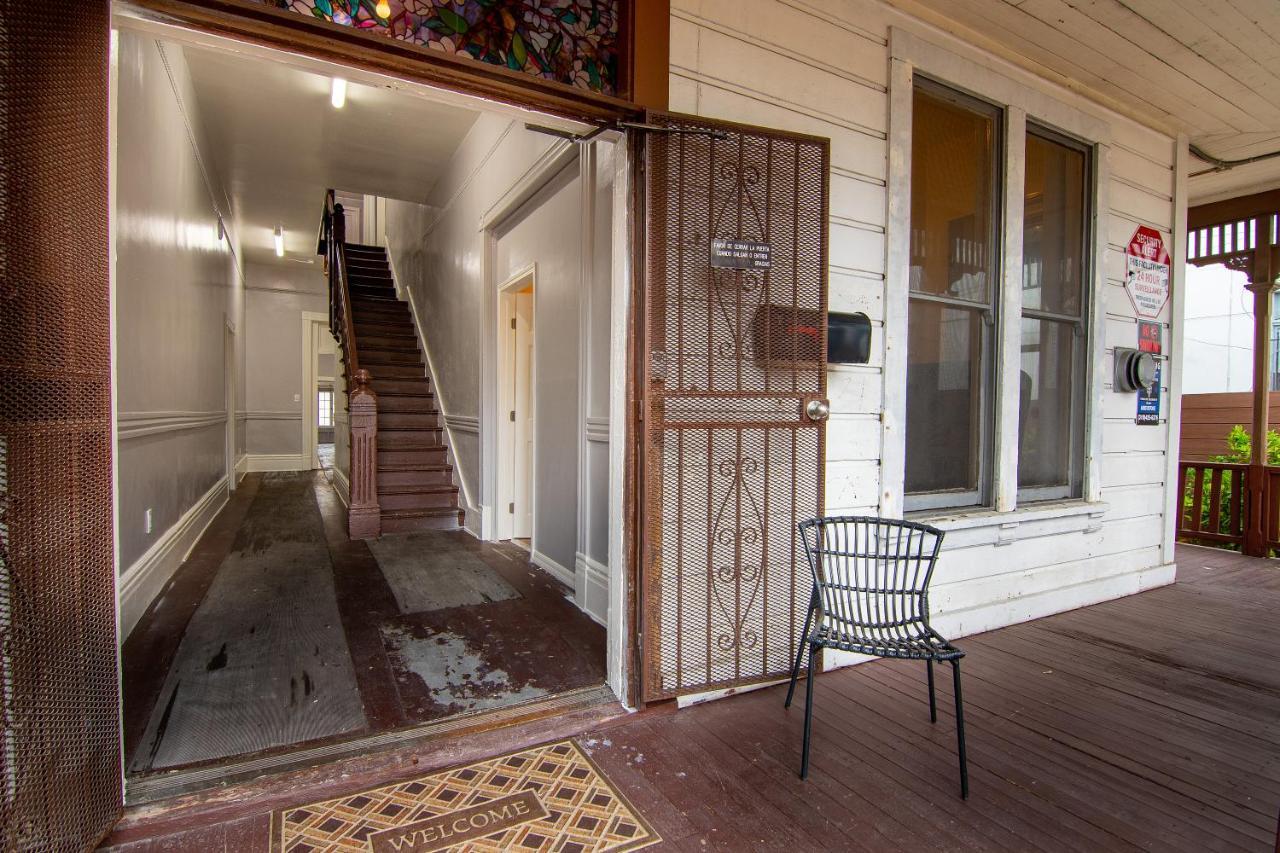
271 740 659 852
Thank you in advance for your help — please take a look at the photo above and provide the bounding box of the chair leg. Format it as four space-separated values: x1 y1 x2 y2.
785 593 816 709
951 659 969 799
926 659 937 723
800 642 818 780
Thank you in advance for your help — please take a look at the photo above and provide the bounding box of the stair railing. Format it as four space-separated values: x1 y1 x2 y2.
321 189 380 538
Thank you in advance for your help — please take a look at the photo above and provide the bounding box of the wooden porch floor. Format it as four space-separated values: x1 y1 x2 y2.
105 545 1280 851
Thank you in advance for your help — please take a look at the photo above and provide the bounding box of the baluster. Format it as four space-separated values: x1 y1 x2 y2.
1190 465 1206 533
1208 468 1223 535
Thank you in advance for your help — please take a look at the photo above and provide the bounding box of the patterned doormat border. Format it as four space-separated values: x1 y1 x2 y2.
271 739 659 852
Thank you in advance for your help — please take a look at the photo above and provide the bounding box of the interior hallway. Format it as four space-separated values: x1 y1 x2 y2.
123 470 606 774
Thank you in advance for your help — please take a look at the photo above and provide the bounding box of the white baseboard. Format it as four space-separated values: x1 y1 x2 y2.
462 500 483 539
575 552 609 626
119 474 229 642
234 453 248 481
245 453 308 472
531 548 576 590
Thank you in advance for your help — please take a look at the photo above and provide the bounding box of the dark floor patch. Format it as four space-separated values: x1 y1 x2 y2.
130 473 367 772
205 644 227 672
381 597 606 720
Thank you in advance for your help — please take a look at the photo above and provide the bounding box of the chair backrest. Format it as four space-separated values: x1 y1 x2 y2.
798 516 944 638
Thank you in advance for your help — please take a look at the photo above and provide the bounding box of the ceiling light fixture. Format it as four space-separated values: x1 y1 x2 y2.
274 226 285 258
331 77 347 109
375 0 391 19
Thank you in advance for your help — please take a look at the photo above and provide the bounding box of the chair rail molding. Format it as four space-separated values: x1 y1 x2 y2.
118 410 228 440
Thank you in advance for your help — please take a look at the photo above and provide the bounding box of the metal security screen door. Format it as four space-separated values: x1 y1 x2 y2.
0 1 121 849
640 114 829 701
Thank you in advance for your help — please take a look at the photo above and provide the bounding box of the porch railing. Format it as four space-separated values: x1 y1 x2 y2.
1177 461 1247 549
319 189 381 539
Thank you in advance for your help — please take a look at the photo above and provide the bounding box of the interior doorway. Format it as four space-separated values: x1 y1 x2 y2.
498 269 535 544
111 15 625 799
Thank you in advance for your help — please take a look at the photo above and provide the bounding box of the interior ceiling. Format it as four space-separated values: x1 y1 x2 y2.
897 0 1280 204
182 42 482 267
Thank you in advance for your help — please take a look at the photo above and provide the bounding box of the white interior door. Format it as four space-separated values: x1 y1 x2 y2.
513 290 535 539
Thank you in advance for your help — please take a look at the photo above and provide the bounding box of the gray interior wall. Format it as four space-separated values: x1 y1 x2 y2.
114 32 243 574
494 163 582 575
243 261 327 456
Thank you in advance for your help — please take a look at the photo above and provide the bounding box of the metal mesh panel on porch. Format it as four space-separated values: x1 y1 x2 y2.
642 115 828 700
0 2 121 848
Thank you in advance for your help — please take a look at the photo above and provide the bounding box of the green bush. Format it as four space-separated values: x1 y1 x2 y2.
1209 424 1280 466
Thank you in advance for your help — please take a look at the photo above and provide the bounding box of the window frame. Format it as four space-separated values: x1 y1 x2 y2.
903 78 1005 513
884 28 1111 520
1017 122 1094 504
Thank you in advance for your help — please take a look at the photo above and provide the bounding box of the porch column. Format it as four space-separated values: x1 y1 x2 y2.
1244 233 1278 556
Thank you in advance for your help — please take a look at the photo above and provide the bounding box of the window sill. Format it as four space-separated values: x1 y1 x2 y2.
907 500 1109 545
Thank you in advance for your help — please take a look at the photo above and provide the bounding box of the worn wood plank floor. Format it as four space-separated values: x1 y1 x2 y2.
123 471 606 774
107 545 1280 851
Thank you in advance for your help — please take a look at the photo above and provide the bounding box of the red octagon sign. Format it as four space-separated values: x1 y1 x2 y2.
1124 225 1171 318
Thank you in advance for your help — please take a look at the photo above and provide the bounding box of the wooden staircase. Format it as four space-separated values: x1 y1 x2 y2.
344 243 463 533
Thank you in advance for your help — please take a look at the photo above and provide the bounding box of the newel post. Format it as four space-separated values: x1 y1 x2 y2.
348 368 381 539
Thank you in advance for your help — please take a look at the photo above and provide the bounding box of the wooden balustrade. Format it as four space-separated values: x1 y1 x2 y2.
320 189 380 539
1177 461 1248 549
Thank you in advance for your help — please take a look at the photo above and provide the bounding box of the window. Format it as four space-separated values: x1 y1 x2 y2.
317 389 333 428
905 81 1002 511
904 78 1095 514
1019 128 1090 500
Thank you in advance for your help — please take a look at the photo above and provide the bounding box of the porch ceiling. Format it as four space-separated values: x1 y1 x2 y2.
894 0 1280 204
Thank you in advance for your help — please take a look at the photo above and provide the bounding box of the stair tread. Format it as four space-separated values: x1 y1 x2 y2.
378 483 458 494
381 507 461 519
379 462 452 471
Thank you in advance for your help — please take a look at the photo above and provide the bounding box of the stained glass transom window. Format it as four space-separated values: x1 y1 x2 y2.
260 1 621 95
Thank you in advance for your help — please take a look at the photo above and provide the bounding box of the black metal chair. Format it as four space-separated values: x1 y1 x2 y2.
785 516 968 798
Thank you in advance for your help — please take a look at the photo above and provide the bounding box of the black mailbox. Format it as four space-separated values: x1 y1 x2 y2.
828 312 871 364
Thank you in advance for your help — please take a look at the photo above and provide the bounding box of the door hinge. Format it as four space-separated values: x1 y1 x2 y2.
511 318 517 330
510 410 516 422
508 502 515 514
636 399 643 422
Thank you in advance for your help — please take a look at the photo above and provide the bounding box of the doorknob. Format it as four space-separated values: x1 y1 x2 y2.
805 399 830 422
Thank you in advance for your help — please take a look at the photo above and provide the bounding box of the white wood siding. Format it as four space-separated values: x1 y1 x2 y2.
670 0 1181 644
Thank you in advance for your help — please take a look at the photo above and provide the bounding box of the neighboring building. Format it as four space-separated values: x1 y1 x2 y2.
5 1 1280 848
1182 263 1254 394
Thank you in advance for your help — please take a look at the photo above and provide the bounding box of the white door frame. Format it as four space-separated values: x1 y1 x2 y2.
301 311 329 470
496 266 537 542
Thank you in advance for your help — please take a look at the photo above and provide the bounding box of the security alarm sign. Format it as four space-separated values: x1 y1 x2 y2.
1124 225 1171 318
1136 321 1162 425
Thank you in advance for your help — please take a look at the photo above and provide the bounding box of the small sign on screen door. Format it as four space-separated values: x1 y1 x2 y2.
710 238 772 270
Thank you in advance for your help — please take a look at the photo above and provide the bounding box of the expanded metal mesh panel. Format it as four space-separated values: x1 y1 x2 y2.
0 2 121 849
642 115 828 700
